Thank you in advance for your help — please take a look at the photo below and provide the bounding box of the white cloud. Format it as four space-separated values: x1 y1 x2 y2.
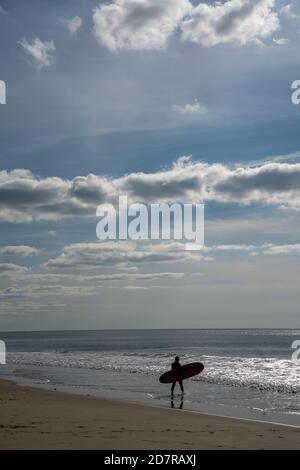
19 37 55 69
44 241 208 269
38 241 300 279
273 37 289 45
122 285 149 290
92 0 283 51
0 284 99 299
118 157 300 209
64 16 82 35
204 242 300 257
172 99 206 115
0 263 29 277
248 150 300 166
0 267 185 301
0 169 114 222
3 158 300 223
29 271 185 283
260 243 300 255
0 245 40 257
181 0 280 47
280 3 300 19
204 244 255 253
93 0 192 51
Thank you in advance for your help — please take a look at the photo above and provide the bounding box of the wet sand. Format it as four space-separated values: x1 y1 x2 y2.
0 379 299 449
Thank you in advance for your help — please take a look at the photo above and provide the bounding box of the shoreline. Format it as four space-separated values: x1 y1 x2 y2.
0 379 299 449
2 363 299 428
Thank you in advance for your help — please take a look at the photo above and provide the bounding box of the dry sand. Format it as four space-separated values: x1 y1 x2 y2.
0 379 299 449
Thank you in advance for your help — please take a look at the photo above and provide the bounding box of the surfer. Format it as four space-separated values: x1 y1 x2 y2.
171 356 184 396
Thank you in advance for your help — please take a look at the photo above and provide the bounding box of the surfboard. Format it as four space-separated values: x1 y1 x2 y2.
159 362 204 384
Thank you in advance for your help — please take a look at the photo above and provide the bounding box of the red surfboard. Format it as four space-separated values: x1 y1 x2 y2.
159 362 204 384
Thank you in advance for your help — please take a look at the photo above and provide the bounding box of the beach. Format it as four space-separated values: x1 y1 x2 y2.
0 379 299 450
2 329 300 424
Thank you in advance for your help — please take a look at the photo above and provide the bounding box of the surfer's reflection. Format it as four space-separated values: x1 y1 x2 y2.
171 395 184 410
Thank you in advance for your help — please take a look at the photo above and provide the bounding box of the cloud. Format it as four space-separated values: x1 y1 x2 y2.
247 150 300 166
212 162 300 205
0 169 114 222
3 158 300 223
27 271 185 283
204 244 255 253
44 241 207 269
181 0 280 47
122 285 149 290
260 243 300 255
0 263 29 277
93 0 192 51
31 241 300 282
64 16 82 35
280 3 300 19
92 0 281 51
0 268 185 302
172 99 206 115
205 242 300 257
273 37 289 45
119 157 202 200
0 284 99 299
19 37 56 69
0 245 40 257
118 158 300 208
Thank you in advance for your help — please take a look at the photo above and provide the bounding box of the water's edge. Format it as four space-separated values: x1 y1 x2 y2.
1 364 299 428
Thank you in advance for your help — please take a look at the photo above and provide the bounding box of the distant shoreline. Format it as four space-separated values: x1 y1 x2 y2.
0 379 299 450
1 327 299 334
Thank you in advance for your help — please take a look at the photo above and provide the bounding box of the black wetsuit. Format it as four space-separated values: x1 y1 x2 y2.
171 361 184 394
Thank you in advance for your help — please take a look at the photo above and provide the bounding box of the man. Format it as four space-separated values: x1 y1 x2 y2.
171 356 184 396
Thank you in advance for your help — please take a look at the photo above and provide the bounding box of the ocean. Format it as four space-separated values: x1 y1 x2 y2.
0 329 299 426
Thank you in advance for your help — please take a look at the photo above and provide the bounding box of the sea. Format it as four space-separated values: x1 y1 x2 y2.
0 329 299 427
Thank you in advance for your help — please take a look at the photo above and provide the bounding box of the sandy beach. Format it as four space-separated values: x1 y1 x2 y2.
0 379 299 450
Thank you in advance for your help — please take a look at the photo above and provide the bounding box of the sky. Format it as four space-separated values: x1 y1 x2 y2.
1 0 300 330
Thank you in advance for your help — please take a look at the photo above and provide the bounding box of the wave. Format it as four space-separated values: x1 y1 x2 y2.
6 351 300 394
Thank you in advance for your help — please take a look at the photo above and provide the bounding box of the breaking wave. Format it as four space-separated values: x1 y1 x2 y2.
7 350 300 394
